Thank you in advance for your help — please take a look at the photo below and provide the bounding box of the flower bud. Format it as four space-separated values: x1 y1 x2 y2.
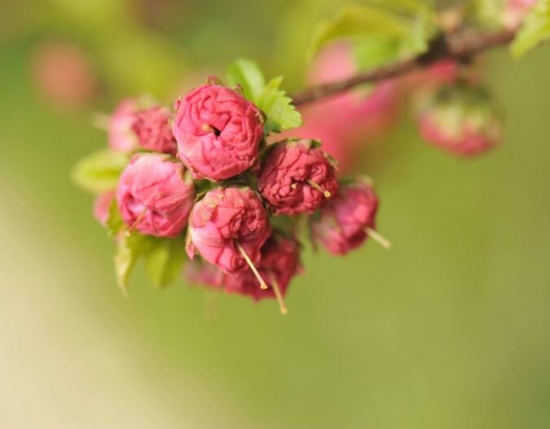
116 154 195 238
223 234 302 301
187 187 270 274
31 41 99 110
132 105 177 155
173 83 264 180
258 139 339 215
108 99 140 153
311 180 379 255
109 99 176 154
417 84 502 156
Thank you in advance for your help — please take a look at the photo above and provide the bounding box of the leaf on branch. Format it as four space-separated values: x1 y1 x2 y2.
143 236 187 289
308 2 436 66
227 58 302 134
72 149 129 194
115 232 153 293
511 0 550 57
258 76 303 134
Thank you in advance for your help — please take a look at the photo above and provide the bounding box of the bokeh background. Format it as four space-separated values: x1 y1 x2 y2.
1 0 549 428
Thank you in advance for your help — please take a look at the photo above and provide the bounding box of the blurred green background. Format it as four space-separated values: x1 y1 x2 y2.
1 0 549 428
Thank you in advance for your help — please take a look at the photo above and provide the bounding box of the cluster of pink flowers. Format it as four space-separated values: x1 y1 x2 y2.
93 80 389 314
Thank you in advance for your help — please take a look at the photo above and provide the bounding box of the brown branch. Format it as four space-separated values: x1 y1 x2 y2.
291 29 516 106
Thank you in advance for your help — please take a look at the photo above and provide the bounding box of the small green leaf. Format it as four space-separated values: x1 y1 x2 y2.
114 232 152 292
512 0 550 57
258 76 302 134
143 236 187 289
106 199 124 237
72 149 129 194
226 59 302 134
226 58 266 102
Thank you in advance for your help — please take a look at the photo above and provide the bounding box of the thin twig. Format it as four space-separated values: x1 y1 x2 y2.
291 29 516 106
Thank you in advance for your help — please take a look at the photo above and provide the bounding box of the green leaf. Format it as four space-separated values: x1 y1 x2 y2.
106 198 124 237
226 58 266 102
353 36 402 70
72 149 129 194
143 236 187 289
309 3 436 61
114 232 152 293
512 0 550 57
257 76 303 133
226 59 302 134
365 0 435 14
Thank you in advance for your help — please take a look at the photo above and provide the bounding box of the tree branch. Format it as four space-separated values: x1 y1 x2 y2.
291 29 517 106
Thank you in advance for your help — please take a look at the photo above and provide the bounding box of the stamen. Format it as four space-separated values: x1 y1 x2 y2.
366 227 391 249
236 243 268 290
201 123 221 136
268 272 288 315
307 180 331 198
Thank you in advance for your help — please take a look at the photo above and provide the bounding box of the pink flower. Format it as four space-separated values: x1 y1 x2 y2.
173 83 264 180
258 139 339 215
311 180 379 255
186 187 270 274
417 85 502 156
93 190 115 226
223 234 302 302
108 99 140 153
116 154 195 238
185 234 302 314
109 99 175 154
132 105 177 155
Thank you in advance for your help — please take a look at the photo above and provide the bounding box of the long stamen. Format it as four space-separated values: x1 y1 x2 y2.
366 227 391 249
125 208 147 236
236 243 268 290
268 272 288 315
307 180 331 198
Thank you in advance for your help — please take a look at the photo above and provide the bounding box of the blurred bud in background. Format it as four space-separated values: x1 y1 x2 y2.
30 40 101 111
415 83 503 156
